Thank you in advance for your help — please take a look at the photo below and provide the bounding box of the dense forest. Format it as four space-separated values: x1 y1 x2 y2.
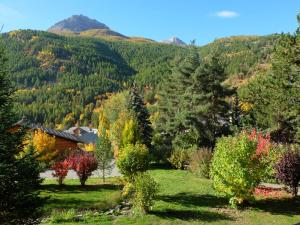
1 30 279 128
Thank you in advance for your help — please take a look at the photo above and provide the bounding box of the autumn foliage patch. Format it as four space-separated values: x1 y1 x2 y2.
52 160 69 185
275 149 300 197
68 153 98 186
210 130 271 208
254 186 287 199
247 129 271 156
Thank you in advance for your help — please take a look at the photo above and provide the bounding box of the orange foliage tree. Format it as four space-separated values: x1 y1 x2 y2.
32 130 58 163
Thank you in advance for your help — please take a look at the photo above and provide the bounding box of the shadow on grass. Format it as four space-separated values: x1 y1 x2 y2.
157 192 228 208
253 197 300 216
151 209 233 222
149 162 173 170
40 183 122 193
44 197 116 210
153 192 232 222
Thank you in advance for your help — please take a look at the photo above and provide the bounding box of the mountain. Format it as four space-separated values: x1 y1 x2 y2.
1 29 279 127
47 15 155 43
48 14 109 32
162 37 186 46
2 29 185 127
48 15 128 40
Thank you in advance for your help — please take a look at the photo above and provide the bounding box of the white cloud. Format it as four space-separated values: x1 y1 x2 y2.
0 4 23 20
215 10 239 18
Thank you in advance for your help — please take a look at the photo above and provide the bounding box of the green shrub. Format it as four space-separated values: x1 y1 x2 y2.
132 173 158 214
189 148 213 178
168 148 190 170
261 144 285 183
117 143 149 181
210 133 267 208
50 209 77 223
49 209 99 223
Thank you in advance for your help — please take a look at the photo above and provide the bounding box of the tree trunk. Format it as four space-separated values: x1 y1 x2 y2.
80 176 87 186
102 167 105 183
58 177 63 186
292 186 298 198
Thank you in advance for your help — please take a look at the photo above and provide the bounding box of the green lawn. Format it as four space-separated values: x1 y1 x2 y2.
41 169 300 225
40 178 122 224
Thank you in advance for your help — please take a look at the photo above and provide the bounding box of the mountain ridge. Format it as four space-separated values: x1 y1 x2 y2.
48 14 110 33
2 28 279 127
47 15 159 43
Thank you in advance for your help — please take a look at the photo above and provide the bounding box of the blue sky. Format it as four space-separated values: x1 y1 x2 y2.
0 0 299 45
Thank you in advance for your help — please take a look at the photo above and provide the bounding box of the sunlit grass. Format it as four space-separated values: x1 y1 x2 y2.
41 169 300 225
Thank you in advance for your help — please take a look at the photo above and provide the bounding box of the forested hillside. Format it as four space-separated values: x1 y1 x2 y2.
1 29 279 128
199 35 280 86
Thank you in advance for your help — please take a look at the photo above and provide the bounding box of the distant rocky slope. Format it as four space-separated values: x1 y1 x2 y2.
162 37 186 46
48 14 110 33
48 15 155 43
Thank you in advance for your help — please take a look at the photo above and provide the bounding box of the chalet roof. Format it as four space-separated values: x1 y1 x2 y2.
64 126 98 143
32 125 82 142
14 118 83 143
65 126 98 134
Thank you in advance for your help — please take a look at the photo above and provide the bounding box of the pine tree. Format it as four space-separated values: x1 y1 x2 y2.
0 44 43 224
128 84 153 150
269 28 300 143
155 48 232 157
231 91 241 133
155 47 200 157
183 53 232 147
239 14 300 143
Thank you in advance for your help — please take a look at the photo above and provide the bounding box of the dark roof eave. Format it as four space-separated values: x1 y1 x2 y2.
14 119 83 143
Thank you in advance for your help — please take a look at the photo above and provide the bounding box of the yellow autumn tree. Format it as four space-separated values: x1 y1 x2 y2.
98 109 110 137
37 49 56 70
96 91 131 157
32 130 58 163
110 110 131 157
84 143 95 152
239 101 253 112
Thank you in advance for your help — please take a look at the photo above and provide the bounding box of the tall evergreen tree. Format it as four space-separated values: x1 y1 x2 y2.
155 47 200 157
239 14 300 143
230 91 242 133
0 44 43 224
155 47 232 157
183 53 232 147
128 84 153 150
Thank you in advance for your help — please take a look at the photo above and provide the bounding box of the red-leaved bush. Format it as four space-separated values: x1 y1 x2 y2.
275 149 300 197
52 160 69 185
254 186 286 199
68 153 98 186
247 129 271 156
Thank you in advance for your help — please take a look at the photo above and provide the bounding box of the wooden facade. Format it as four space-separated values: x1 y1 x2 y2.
54 136 79 151
11 121 83 153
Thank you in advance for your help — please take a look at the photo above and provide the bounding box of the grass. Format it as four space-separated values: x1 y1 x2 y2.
41 169 300 225
40 178 122 224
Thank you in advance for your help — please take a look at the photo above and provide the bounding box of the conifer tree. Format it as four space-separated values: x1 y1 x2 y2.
155 47 200 156
183 53 232 147
230 91 241 133
128 84 153 150
0 45 43 224
239 14 300 143
156 47 232 156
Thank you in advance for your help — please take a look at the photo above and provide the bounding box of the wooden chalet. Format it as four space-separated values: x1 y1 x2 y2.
12 118 84 152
